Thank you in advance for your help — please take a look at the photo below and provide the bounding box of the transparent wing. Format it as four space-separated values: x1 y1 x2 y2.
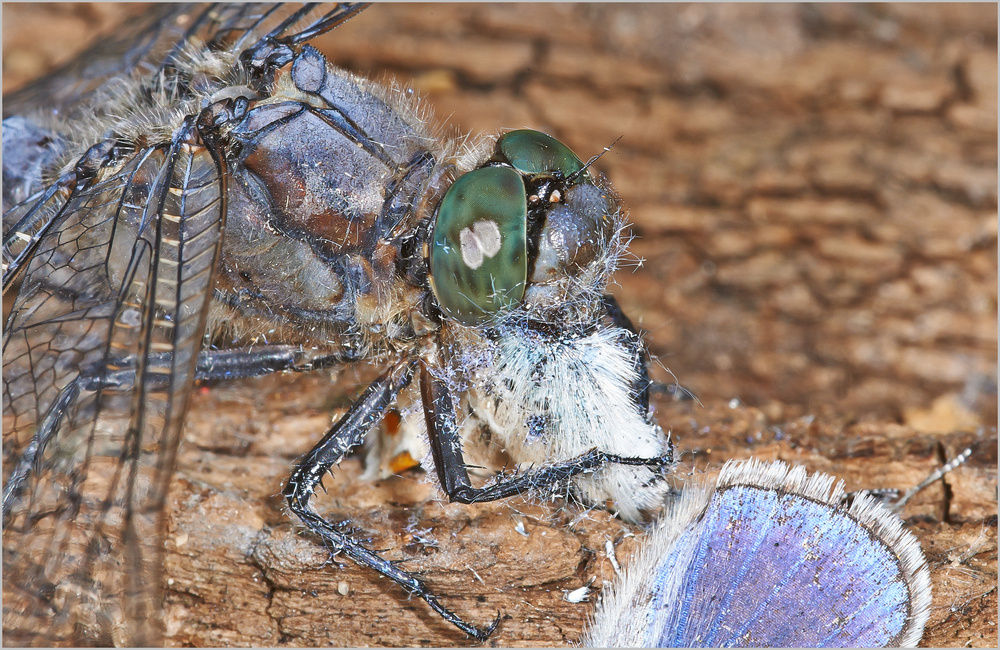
2 121 226 645
3 4 370 645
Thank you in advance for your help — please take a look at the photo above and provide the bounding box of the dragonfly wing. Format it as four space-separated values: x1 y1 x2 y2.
2 122 226 645
2 4 369 644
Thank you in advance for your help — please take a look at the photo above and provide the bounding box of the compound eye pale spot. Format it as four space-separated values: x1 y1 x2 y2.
430 166 527 325
459 219 503 270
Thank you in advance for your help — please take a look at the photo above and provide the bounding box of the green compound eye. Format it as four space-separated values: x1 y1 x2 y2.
429 165 527 326
498 129 586 178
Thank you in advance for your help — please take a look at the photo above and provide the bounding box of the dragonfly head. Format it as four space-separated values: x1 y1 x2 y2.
427 129 620 327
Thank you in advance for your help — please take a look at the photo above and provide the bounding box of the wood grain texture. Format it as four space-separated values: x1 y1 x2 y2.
4 3 996 647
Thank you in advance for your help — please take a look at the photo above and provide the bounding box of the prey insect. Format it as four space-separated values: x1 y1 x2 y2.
2 3 674 644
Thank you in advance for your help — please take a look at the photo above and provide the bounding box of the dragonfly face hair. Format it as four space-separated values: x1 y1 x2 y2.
2 3 673 644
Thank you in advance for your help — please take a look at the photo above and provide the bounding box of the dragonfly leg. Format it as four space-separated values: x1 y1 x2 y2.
282 356 501 642
602 293 701 405
602 294 652 415
420 360 674 506
191 345 365 382
239 3 368 88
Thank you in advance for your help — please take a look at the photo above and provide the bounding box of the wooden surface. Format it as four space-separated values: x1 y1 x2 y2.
3 3 997 648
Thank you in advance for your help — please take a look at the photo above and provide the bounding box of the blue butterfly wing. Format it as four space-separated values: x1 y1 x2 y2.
586 460 931 648
653 486 922 647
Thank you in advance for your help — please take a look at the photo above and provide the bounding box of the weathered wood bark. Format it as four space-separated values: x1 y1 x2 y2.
4 3 997 648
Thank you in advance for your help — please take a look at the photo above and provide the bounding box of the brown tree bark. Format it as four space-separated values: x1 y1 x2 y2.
4 3 996 647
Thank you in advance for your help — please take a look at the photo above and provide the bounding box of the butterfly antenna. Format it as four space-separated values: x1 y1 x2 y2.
893 447 973 511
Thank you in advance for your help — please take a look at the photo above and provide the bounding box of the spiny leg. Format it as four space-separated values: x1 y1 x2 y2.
602 294 652 415
420 360 673 505
283 357 500 641
602 294 699 406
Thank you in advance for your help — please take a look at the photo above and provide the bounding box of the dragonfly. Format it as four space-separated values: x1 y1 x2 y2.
2 3 674 645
